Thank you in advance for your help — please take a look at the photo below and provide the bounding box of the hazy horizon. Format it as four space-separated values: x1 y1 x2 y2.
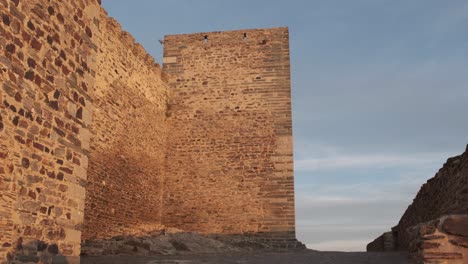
102 0 468 251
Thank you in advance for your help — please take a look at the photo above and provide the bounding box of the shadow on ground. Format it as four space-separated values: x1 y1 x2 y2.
81 250 408 264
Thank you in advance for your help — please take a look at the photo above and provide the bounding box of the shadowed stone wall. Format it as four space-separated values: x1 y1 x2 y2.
81 9 170 241
367 232 396 252
395 146 468 250
162 28 297 245
368 146 468 262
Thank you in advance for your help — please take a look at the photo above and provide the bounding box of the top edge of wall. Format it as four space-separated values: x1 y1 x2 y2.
97 0 167 78
164 26 289 39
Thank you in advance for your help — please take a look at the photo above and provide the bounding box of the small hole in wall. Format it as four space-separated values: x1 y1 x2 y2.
204 35 208 43
243 33 247 40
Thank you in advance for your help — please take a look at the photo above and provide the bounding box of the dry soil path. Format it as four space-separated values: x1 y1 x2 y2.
82 251 408 264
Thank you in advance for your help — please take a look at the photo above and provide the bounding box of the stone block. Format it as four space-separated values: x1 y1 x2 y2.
442 215 468 237
163 56 177 64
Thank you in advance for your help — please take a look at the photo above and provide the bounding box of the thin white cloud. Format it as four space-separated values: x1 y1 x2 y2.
297 223 393 232
307 239 371 252
293 166 437 251
296 194 407 207
297 200 404 251
295 152 449 171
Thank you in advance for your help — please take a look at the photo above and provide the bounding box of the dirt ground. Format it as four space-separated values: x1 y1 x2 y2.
81 250 409 264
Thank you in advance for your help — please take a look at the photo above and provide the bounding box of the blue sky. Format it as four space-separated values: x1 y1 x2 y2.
102 0 468 251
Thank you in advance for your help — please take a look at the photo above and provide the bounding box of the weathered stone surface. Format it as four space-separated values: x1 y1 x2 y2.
423 252 463 260
450 237 468 248
0 0 100 261
82 7 169 241
405 215 468 264
368 146 468 258
394 148 468 250
163 28 295 245
1 1 300 263
81 230 293 257
367 232 396 252
442 215 468 237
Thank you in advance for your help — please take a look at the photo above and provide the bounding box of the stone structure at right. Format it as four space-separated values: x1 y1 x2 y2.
367 145 468 263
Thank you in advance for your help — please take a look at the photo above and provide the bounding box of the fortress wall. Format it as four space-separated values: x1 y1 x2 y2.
0 0 299 260
368 146 468 256
162 28 296 243
81 6 170 241
407 215 468 263
367 232 396 252
395 146 468 250
0 0 97 260
0 0 170 261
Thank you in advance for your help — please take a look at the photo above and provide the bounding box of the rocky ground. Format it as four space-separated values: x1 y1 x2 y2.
81 251 408 264
81 230 304 256
79 231 408 263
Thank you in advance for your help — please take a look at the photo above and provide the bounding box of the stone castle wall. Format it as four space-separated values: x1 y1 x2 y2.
1 0 298 261
368 146 468 262
81 8 170 241
367 232 396 252
0 0 172 261
0 0 98 261
407 215 468 264
395 146 468 250
162 28 296 245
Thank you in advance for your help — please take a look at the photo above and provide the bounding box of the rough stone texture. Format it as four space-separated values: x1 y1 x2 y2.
162 28 297 247
395 146 468 250
1 1 301 262
81 229 292 257
82 231 241 257
0 0 170 262
441 215 468 237
367 231 396 252
368 146 468 254
81 10 170 241
0 0 97 262
408 215 468 264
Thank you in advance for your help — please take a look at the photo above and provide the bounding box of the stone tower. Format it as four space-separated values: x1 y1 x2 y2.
162 28 298 246
0 0 301 261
